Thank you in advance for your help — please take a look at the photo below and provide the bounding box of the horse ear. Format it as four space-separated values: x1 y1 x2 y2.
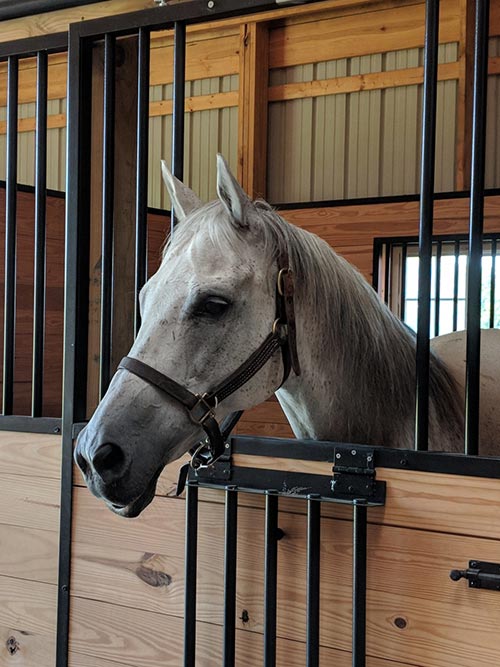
216 154 250 228
161 160 202 223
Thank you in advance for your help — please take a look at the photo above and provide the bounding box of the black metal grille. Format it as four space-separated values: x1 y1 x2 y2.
376 232 500 337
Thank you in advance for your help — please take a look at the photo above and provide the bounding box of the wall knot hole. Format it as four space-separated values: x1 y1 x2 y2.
6 636 20 655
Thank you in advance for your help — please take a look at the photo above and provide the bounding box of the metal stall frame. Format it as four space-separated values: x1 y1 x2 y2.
0 0 489 665
0 33 67 435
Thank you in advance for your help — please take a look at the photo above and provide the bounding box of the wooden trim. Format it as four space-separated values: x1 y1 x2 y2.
238 22 269 199
268 60 460 103
0 0 422 44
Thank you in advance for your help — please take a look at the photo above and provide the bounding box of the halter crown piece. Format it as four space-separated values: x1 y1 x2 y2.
118 244 300 492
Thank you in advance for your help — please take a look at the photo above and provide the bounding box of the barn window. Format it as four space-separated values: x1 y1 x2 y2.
376 234 500 336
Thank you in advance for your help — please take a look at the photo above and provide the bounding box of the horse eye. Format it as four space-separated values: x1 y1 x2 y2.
196 297 231 318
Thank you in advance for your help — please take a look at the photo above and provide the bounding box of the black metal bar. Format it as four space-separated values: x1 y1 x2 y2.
184 482 199 667
383 243 390 305
415 0 440 451
223 487 238 667
32 50 48 417
352 501 368 667
0 0 102 22
264 492 278 667
58 24 92 667
306 497 321 667
135 27 150 334
3 56 18 416
453 240 460 331
490 239 497 328
434 241 442 337
230 434 500 480
171 21 186 232
400 244 407 320
0 415 61 433
99 33 116 398
0 32 68 61
465 0 490 456
71 0 283 40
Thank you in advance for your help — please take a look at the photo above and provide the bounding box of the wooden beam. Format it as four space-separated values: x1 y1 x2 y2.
111 38 138 371
456 0 476 190
268 60 460 103
238 22 270 199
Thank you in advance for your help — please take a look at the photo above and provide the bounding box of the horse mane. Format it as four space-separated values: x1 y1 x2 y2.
165 199 464 450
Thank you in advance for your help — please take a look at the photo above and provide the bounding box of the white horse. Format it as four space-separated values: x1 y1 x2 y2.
75 155 500 517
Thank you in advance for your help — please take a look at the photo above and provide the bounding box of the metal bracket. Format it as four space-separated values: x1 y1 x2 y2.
450 561 500 591
331 446 386 505
193 440 232 482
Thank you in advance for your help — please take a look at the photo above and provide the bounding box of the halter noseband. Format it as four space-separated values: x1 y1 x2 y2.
117 247 300 475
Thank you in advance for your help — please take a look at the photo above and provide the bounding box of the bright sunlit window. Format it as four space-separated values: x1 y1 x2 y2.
377 237 499 337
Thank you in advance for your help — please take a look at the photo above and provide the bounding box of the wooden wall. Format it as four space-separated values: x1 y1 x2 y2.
0 431 61 665
67 449 500 667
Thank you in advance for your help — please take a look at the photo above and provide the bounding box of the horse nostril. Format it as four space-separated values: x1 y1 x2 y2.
75 451 88 475
92 442 127 481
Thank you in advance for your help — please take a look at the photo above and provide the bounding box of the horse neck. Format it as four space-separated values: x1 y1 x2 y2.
275 254 418 448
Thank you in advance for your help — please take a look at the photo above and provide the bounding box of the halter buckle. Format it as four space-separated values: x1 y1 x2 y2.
190 439 225 470
189 393 217 425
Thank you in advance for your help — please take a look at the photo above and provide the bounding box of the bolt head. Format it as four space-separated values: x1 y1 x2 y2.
207 0 215 7
351 449 357 456
336 452 341 459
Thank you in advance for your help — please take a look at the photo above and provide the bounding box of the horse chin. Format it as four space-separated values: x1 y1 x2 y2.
106 472 160 518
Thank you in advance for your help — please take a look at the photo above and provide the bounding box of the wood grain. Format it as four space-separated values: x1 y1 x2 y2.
0 431 61 479
0 575 56 666
0 474 60 532
0 523 58 584
269 1 460 68
71 488 500 667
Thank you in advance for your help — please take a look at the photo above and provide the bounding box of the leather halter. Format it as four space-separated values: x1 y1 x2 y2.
118 247 300 473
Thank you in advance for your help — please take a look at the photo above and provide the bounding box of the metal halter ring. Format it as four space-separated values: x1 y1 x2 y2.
277 268 290 296
189 393 218 425
190 439 218 470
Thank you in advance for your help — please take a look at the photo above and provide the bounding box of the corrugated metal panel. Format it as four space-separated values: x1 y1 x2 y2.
268 43 458 203
148 74 239 209
486 37 500 188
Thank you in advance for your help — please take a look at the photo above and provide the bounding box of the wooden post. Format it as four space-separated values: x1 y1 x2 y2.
456 0 477 190
86 37 138 417
238 22 269 199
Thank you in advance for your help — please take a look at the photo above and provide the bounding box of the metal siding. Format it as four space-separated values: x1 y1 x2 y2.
486 37 500 188
268 44 459 203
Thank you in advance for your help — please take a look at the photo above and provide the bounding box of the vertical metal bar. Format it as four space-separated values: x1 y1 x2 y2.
3 56 18 416
383 243 391 305
184 482 199 667
306 497 321 667
452 240 460 332
434 241 442 337
32 51 48 417
400 244 408 321
171 21 186 233
465 0 490 456
135 27 150 334
223 487 238 667
58 25 92 667
489 238 497 328
99 33 116 398
352 501 368 667
415 0 440 451
264 492 278 667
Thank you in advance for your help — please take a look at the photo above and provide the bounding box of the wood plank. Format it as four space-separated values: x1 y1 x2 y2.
269 61 459 103
0 432 61 479
0 524 58 584
238 22 270 199
0 474 60 532
269 1 460 68
71 491 500 666
0 575 56 666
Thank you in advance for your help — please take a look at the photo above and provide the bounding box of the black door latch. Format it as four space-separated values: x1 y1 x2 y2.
450 561 500 591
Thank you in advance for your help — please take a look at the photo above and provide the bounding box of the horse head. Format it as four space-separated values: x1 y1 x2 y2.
75 156 295 517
